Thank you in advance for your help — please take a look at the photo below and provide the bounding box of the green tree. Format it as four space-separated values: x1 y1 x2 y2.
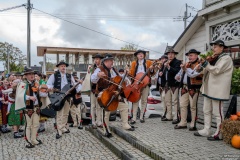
0 42 26 73
121 44 138 51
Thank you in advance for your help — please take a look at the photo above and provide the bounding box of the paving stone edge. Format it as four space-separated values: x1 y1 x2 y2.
86 126 138 160
110 126 172 160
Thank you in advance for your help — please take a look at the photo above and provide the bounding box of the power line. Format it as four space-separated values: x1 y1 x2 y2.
33 7 161 53
0 4 26 12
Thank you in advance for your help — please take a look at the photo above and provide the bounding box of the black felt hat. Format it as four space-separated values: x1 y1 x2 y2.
134 50 146 56
92 54 104 59
56 61 69 67
210 40 228 48
119 69 124 72
159 55 168 60
185 49 201 56
102 54 114 62
164 48 178 55
23 66 35 75
15 72 22 76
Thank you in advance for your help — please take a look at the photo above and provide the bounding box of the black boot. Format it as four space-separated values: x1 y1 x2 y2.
26 143 35 148
14 132 23 139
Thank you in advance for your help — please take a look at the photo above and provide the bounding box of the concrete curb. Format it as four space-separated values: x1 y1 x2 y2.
110 126 171 160
85 126 137 160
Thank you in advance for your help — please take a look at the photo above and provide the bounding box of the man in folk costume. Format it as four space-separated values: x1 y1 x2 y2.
90 54 104 129
47 61 82 139
174 49 202 131
69 73 83 129
91 54 134 138
156 55 168 119
15 67 43 148
129 50 155 124
194 40 233 141
161 48 181 124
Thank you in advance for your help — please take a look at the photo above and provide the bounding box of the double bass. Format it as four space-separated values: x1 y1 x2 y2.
124 61 158 103
97 71 127 111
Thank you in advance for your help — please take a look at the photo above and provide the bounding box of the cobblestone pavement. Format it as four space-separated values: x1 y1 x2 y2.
0 119 119 160
111 118 240 160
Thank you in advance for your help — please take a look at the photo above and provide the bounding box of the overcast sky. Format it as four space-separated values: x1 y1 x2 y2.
0 0 203 69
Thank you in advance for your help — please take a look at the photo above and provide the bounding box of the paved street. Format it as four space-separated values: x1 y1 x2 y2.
0 119 119 160
111 118 240 160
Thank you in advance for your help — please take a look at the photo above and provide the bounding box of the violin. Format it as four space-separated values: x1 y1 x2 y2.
124 60 158 103
97 71 127 111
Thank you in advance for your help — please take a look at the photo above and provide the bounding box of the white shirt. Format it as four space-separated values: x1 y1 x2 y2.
175 68 200 84
136 59 145 74
47 73 82 92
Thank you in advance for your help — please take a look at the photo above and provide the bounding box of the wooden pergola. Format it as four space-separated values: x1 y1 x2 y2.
37 46 149 74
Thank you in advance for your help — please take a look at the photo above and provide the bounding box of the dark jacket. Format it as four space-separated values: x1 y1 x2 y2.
163 58 181 87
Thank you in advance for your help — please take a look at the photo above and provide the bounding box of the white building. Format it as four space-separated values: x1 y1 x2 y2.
174 0 240 67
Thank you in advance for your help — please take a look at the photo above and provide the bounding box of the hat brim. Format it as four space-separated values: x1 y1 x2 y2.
210 42 228 48
56 63 69 67
24 71 35 75
102 57 114 61
164 52 178 55
185 52 200 56
92 56 104 59
134 51 146 56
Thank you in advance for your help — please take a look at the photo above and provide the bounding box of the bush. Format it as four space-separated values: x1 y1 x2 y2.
231 68 240 95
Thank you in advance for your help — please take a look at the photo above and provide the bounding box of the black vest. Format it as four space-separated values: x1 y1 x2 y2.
53 71 71 90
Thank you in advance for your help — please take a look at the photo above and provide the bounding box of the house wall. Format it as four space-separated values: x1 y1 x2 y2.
177 23 206 61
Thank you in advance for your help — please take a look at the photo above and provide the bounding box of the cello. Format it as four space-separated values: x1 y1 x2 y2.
124 61 158 103
97 71 127 111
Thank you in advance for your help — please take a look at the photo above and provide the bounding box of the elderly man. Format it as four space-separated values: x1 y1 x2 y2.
174 49 202 131
194 40 233 141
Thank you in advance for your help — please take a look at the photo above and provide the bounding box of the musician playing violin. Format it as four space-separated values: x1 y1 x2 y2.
194 40 233 141
161 48 181 124
156 55 168 119
91 54 134 138
174 49 202 131
128 50 155 124
46 61 82 139
15 67 43 148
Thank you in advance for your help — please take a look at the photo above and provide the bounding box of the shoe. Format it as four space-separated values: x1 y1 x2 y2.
140 119 145 123
207 136 222 141
189 127 197 131
56 133 62 139
64 129 70 134
161 118 173 121
1 128 11 133
78 125 83 130
127 127 135 131
38 128 45 133
130 121 136 125
92 125 97 129
69 124 74 127
14 132 23 139
172 119 179 124
194 132 203 137
97 125 103 128
19 129 24 132
26 143 35 148
174 125 187 129
104 133 113 138
36 139 43 145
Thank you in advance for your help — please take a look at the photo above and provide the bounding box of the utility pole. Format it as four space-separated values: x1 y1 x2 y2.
183 3 191 29
27 0 32 67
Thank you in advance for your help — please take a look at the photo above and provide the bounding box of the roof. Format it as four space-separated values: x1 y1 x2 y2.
37 46 148 57
173 15 205 52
